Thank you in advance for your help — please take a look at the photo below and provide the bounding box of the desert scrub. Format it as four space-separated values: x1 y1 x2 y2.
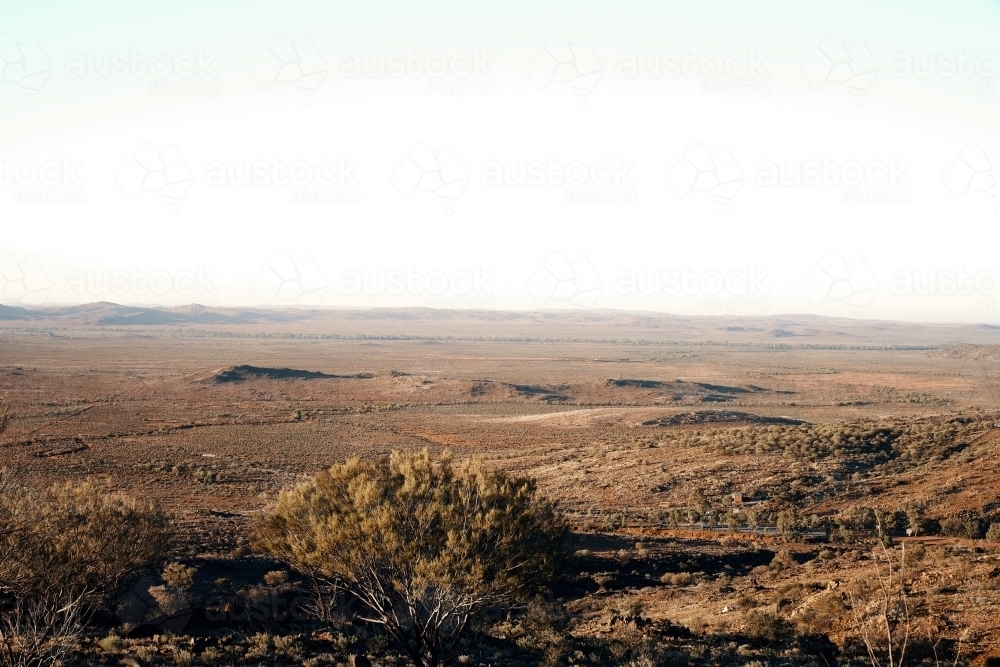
98 634 124 654
194 467 218 484
173 648 194 666
162 562 197 590
770 549 797 571
902 542 926 566
273 634 304 659
134 645 158 662
660 572 695 586
0 473 173 606
940 514 983 539
245 633 272 659
742 610 795 642
263 569 289 586
666 417 991 475
199 647 224 664
254 449 569 667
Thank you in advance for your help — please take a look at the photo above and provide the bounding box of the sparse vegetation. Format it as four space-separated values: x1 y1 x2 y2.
0 469 172 667
1 324 998 665
254 449 569 667
688 418 990 475
0 475 172 606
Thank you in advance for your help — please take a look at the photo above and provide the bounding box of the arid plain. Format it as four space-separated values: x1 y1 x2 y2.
4 303 1000 665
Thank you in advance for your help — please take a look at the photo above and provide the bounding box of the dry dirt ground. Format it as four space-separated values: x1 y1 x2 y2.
3 305 1000 664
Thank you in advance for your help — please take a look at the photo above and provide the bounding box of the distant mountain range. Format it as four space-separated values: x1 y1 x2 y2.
2 301 1000 345
0 302 315 326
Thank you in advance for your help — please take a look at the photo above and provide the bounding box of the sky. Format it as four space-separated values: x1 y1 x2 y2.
1 0 999 321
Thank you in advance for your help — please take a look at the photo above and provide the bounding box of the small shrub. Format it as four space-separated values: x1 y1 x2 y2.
830 525 854 544
742 610 795 643
273 635 303 659
660 572 695 586
263 570 289 586
200 647 223 665
194 467 217 484
98 634 123 654
254 449 568 667
245 633 272 659
148 585 190 617
0 476 173 607
135 645 157 662
365 633 388 655
506 599 571 666
926 545 949 563
162 562 197 590
986 523 1000 543
619 599 644 618
903 542 926 566
770 549 797 571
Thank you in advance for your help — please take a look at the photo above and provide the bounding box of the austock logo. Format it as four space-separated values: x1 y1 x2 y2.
890 49 997 94
203 593 314 625
338 266 494 297
339 48 495 97
202 590 515 626
251 252 328 306
480 156 636 205
251 35 328 98
942 144 998 211
204 156 361 205
615 266 769 297
391 143 469 209
526 252 603 308
63 266 219 305
756 156 911 205
117 581 327 633
526 34 602 104
890 266 1000 298
616 266 771 316
64 47 220 96
116 143 194 208
802 35 878 104
0 34 52 96
0 251 52 304
0 156 85 205
802 251 878 310
615 47 770 97
117 578 195 633
666 143 743 212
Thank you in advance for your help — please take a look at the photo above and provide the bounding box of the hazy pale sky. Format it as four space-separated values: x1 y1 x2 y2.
1 0 999 321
